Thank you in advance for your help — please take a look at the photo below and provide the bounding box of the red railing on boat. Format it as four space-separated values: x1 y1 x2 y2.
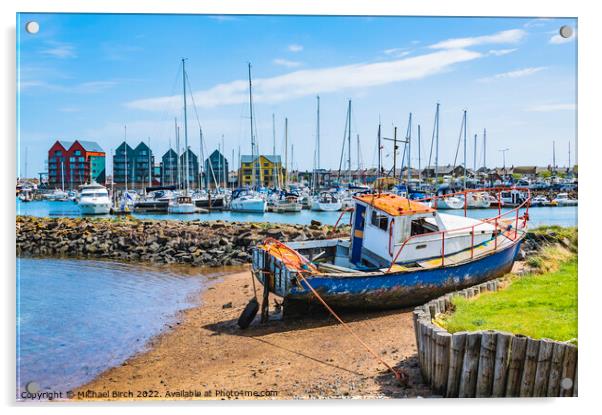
385 187 531 273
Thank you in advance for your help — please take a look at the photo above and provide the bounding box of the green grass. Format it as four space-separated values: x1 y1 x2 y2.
438 257 578 342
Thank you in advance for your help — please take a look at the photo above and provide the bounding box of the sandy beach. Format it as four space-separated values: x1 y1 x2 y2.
73 266 431 400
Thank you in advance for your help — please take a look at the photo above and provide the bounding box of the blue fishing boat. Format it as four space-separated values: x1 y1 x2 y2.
252 188 530 317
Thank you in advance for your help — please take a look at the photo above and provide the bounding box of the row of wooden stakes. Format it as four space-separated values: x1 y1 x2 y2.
412 279 578 398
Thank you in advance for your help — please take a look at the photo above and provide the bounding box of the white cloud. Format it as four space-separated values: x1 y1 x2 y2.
273 58 303 68
288 44 303 52
477 66 546 82
487 48 517 56
126 48 483 110
527 103 575 112
40 42 76 58
383 48 411 58
18 79 118 93
523 18 553 28
430 29 526 50
549 30 577 44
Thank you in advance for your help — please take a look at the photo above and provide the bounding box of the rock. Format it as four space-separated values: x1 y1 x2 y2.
222 302 233 309
310 219 322 227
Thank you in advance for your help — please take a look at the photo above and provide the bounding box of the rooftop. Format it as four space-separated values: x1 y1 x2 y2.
354 193 434 216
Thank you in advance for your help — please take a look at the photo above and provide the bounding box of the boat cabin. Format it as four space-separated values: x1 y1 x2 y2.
348 193 496 268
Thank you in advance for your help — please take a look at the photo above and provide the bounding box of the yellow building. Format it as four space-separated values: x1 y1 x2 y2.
239 155 284 187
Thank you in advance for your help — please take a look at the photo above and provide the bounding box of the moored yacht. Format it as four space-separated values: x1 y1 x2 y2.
78 183 111 215
311 191 342 212
230 189 267 213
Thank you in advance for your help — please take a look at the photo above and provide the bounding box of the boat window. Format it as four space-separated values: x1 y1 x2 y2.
370 210 389 231
411 218 439 236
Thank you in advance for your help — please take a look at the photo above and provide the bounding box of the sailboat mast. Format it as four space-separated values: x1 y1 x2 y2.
553 140 556 173
377 121 382 183
181 58 190 195
568 140 571 170
417 124 421 184
435 103 440 185
347 99 352 183
148 137 152 190
463 110 467 190
124 125 128 193
175 119 180 190
473 133 477 173
272 112 277 188
284 117 288 187
222 135 226 188
199 128 204 189
407 112 412 185
248 63 256 189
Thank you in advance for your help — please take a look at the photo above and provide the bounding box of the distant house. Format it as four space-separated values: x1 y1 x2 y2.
239 155 283 188
513 166 551 178
421 165 466 178
179 148 199 189
161 149 179 186
204 150 229 189
113 141 154 191
48 139 106 189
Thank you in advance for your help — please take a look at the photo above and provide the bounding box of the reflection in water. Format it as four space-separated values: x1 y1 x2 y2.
16 258 223 396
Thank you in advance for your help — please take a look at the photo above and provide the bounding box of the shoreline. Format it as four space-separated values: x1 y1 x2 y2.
72 267 431 400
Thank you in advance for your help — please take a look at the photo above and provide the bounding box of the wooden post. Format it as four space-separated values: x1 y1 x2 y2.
430 327 440 386
476 330 497 397
428 302 438 319
519 338 540 397
505 335 527 397
560 344 577 397
412 309 421 347
446 331 467 398
533 339 554 397
546 342 566 397
433 331 452 395
458 331 481 398
423 324 433 383
417 319 426 377
491 332 512 397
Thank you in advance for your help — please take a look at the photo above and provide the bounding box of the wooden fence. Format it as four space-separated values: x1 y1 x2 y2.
412 279 578 398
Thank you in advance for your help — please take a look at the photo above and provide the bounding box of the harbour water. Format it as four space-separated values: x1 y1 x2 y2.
16 258 223 397
16 199 577 228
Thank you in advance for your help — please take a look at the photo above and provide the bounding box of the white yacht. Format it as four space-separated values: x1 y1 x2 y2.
230 189 267 213
168 195 196 214
272 194 302 213
552 193 577 206
78 183 111 215
311 192 343 212
46 189 69 201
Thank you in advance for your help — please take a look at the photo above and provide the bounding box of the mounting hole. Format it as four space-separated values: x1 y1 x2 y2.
560 377 573 390
25 381 40 394
559 25 573 39
25 21 39 34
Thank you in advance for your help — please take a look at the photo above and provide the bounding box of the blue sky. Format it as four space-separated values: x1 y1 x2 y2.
17 14 576 177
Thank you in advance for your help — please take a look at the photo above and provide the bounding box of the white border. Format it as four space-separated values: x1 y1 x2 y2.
2 1 599 414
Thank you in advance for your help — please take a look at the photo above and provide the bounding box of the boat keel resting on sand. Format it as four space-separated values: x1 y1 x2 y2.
252 189 530 317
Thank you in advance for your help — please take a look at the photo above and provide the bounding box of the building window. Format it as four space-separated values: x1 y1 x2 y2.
74 150 81 156
54 150 62 156
371 210 389 231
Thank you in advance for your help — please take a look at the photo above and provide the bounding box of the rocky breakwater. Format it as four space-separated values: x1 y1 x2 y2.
16 216 350 267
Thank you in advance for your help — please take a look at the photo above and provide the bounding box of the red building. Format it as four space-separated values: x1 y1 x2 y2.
48 140 106 189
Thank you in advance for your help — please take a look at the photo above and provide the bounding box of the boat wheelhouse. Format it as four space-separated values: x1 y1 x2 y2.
252 189 529 316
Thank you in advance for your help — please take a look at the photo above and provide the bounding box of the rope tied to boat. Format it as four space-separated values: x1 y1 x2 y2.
260 238 408 387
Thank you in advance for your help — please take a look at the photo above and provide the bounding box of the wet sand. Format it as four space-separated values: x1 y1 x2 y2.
74 267 430 400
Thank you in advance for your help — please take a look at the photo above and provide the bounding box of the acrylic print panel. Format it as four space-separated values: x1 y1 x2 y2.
16 13 577 401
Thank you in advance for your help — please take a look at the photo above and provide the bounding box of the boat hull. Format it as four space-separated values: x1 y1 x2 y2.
79 202 111 215
231 199 266 213
167 203 196 214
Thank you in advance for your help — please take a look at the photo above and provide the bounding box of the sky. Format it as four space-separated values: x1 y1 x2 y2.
16 13 577 178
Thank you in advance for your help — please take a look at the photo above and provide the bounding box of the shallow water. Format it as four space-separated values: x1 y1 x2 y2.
16 199 577 227
16 258 224 398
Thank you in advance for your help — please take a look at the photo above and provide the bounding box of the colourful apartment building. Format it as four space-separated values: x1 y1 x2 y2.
239 155 283 188
48 140 106 189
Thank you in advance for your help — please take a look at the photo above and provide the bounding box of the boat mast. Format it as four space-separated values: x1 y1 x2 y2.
407 112 412 185
377 120 382 190
175 119 180 190
124 125 128 193
60 159 65 192
248 63 257 189
347 99 352 184
435 103 440 186
222 135 226 189
417 124 421 184
463 110 467 190
553 140 556 173
314 95 320 193
473 133 477 174
284 117 288 188
568 140 571 171
272 113 277 188
182 58 190 196
199 128 204 189
148 136 152 190
392 126 397 180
